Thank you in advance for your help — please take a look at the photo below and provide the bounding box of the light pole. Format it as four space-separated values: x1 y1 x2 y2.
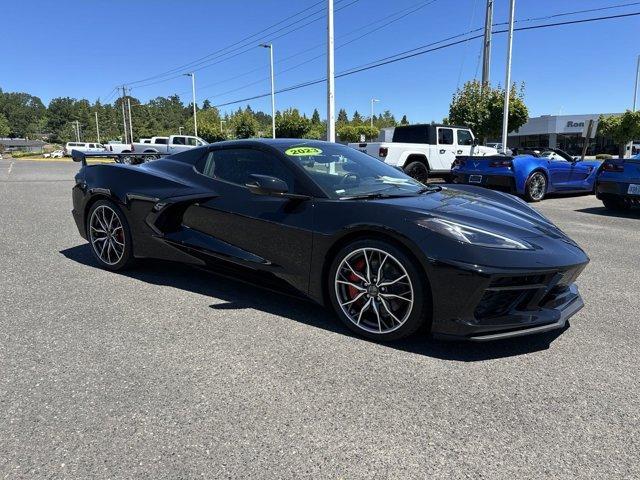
260 43 276 138
500 0 516 155
220 120 226 137
633 54 639 112
327 0 335 142
179 127 184 135
184 73 198 136
95 112 101 144
370 98 380 127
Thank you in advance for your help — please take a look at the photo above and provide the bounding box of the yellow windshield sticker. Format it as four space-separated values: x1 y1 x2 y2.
285 147 323 156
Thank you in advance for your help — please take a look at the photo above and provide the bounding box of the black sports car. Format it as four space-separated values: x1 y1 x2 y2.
71 139 588 342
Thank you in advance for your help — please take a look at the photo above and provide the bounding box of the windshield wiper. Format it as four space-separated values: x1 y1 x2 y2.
340 192 413 200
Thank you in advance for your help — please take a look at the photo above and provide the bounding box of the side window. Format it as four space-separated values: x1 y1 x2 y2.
186 137 197 146
155 138 168 145
457 130 473 146
173 136 186 145
438 128 454 145
200 148 294 190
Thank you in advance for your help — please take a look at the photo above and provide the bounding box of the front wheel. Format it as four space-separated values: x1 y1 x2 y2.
524 171 547 202
404 161 429 184
86 199 135 271
328 240 429 341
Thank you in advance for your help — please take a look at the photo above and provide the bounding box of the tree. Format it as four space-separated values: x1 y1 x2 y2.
311 108 321 125
232 110 259 138
337 108 349 126
356 125 379 141
337 125 359 142
374 110 397 128
0 91 46 138
275 108 310 138
304 122 326 140
202 99 212 110
400 114 409 125
448 80 529 142
0 113 9 137
351 110 363 125
598 110 640 158
197 107 226 142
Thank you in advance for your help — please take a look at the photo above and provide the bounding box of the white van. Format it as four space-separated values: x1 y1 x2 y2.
64 142 106 156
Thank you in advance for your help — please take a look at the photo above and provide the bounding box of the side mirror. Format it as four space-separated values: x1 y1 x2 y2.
473 138 479 147
246 174 289 195
245 174 311 201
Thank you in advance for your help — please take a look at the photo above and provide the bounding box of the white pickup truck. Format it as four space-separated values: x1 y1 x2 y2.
349 124 498 182
105 135 208 154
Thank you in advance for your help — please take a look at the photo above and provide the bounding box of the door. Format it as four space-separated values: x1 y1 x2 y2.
182 146 314 290
544 152 573 188
169 136 187 154
434 127 456 170
455 129 474 157
569 161 597 189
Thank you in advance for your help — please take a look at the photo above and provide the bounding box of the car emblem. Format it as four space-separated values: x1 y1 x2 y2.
474 162 479 168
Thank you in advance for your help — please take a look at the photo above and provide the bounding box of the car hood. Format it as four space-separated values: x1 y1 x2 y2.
376 185 572 242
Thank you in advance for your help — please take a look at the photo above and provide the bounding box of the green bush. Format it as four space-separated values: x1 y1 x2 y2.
595 154 612 160
11 150 42 158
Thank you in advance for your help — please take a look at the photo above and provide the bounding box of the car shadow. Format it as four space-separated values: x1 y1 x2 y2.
576 206 640 219
60 244 567 363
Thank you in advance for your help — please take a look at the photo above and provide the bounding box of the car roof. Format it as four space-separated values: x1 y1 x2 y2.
208 138 333 149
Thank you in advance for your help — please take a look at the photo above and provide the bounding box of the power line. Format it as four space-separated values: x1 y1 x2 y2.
126 0 358 90
211 10 640 108
124 0 325 86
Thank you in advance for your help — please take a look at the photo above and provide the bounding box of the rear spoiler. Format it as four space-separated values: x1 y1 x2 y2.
71 150 167 166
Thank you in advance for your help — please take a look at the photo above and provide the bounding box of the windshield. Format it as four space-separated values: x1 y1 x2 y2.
278 142 425 199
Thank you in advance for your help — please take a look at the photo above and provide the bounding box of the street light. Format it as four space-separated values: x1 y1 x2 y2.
183 73 198 136
179 127 184 135
370 98 380 127
260 43 276 138
633 54 639 112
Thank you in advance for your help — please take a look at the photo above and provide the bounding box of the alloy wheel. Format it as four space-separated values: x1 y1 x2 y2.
528 173 546 201
89 205 125 265
334 247 414 334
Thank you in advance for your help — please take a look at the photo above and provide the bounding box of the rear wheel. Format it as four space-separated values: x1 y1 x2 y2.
404 161 429 184
86 199 135 271
328 240 428 341
524 171 547 202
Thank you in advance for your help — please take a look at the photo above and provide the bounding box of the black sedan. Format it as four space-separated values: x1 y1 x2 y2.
71 139 588 342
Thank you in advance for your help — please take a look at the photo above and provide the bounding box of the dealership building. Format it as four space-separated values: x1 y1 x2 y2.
507 113 620 155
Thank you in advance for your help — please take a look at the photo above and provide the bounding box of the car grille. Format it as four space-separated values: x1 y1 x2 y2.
474 267 584 322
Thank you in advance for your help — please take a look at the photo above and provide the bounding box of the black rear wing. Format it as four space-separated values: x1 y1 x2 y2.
71 150 167 166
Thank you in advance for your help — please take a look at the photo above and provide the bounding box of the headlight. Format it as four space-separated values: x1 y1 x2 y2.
417 218 533 250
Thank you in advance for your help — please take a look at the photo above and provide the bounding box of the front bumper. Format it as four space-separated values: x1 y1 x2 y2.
429 260 587 341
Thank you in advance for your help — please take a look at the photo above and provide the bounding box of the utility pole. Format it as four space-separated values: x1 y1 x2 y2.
95 112 101 144
121 86 129 144
127 97 134 143
481 0 494 87
500 0 516 155
75 121 81 142
634 54 639 112
327 0 336 142
260 44 276 138
184 73 198 136
370 98 379 127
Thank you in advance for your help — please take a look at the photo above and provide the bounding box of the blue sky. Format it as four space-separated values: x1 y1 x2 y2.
3 0 639 122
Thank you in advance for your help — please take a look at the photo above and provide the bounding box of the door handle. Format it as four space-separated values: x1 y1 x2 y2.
439 149 446 154
457 150 463 154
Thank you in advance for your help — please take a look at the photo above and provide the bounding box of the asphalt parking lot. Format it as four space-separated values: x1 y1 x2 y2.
1 159 638 479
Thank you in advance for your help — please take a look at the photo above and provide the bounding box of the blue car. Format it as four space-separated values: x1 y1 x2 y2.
596 153 640 210
451 148 600 202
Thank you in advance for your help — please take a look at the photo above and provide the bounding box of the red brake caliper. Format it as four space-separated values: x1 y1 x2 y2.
347 259 366 300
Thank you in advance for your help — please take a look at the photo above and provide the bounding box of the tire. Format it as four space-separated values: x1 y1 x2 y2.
404 161 429 184
524 171 547 202
602 198 630 211
328 239 429 341
86 199 135 271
